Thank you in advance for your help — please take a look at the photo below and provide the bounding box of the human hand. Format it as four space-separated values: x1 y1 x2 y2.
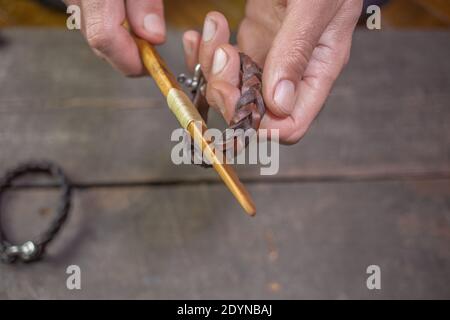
182 0 362 144
64 0 166 76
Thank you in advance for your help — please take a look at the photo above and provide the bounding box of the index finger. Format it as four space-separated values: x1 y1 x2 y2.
80 0 145 76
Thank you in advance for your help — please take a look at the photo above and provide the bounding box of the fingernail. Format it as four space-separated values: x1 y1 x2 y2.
212 48 228 74
274 80 296 115
202 17 217 42
144 13 164 37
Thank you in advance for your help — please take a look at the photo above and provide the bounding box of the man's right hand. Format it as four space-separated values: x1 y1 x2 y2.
64 0 166 76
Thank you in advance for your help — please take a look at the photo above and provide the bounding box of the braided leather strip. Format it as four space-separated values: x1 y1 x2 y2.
194 53 266 167
232 53 265 132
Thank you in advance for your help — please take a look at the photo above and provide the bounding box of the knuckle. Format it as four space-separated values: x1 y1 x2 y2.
281 36 313 73
85 19 113 52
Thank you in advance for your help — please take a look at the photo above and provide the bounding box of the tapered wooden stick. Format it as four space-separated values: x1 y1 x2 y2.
126 24 256 216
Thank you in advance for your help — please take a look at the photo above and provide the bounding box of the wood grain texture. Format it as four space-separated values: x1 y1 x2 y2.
0 180 449 299
0 29 449 184
0 29 449 299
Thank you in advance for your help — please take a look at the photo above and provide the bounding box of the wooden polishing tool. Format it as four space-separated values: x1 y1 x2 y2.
124 23 256 216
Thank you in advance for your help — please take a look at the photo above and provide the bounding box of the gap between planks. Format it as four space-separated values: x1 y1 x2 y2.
5 171 450 190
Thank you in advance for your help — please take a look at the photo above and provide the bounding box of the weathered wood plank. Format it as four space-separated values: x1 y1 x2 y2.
0 29 449 183
0 180 448 299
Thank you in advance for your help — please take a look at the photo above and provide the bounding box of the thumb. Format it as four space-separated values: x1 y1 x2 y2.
262 0 337 117
126 0 166 44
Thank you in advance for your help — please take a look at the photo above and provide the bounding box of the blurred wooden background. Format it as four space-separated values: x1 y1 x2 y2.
0 0 449 29
0 0 245 29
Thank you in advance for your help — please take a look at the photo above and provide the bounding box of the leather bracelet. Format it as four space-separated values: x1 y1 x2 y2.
178 53 266 167
0 161 72 263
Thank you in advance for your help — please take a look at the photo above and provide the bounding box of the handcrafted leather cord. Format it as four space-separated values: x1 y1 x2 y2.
179 53 266 167
231 53 266 133
0 162 72 263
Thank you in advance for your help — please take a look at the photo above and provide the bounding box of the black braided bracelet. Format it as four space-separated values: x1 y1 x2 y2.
0 161 72 263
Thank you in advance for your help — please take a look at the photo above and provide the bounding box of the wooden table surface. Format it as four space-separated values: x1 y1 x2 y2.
0 28 449 299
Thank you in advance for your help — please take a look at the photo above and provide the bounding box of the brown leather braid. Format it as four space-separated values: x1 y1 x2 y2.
231 53 265 132
191 53 266 168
